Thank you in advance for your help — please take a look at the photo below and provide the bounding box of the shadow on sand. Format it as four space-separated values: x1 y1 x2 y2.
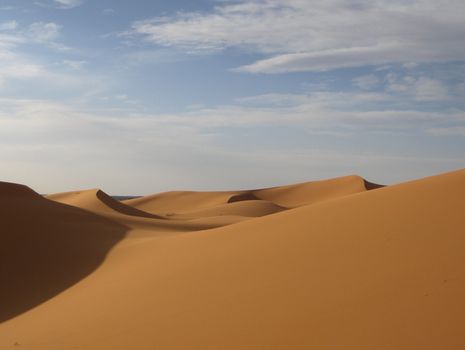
0 182 128 323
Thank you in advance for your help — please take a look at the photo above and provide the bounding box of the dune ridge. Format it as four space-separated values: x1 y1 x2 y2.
123 174 380 216
1 170 464 349
0 182 127 323
46 189 162 219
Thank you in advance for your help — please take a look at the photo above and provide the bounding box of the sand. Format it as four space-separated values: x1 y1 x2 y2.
0 170 464 349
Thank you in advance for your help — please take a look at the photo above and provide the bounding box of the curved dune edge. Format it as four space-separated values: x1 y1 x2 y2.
46 189 252 232
123 174 382 216
0 182 127 323
164 200 286 220
0 169 464 349
46 189 163 219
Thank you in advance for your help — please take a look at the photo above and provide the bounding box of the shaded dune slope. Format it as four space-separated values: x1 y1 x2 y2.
1 170 464 349
0 182 127 323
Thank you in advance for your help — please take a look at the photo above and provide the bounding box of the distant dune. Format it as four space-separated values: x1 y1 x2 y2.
1 170 464 349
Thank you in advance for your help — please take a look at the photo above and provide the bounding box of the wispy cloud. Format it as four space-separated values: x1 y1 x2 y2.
352 75 380 90
386 74 450 101
0 22 56 85
35 0 84 9
427 126 465 136
54 0 83 8
130 0 465 73
27 22 61 42
62 59 86 70
1 94 464 193
0 20 98 94
0 20 18 31
103 8 115 16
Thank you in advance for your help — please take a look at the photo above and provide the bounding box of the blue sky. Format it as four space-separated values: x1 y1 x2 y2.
1 0 464 194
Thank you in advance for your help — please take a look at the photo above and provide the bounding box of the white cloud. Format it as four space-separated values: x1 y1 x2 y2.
62 59 86 70
414 77 449 101
34 0 83 9
131 0 465 73
0 20 18 31
352 74 380 90
0 22 64 86
0 35 47 85
27 22 61 42
54 0 83 9
0 62 44 81
0 21 66 50
146 92 464 131
1 96 464 193
386 74 449 101
2 91 462 139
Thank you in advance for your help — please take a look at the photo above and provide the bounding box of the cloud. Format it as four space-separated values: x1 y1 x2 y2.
386 74 449 101
1 95 464 193
53 0 83 9
0 22 65 86
414 77 450 101
62 59 86 70
103 8 115 15
27 22 61 42
0 21 101 95
0 62 44 82
352 74 380 90
427 127 465 136
34 0 83 9
0 20 18 31
131 0 465 73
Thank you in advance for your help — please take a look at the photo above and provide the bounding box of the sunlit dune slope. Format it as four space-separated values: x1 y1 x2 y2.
47 189 161 218
123 190 240 214
0 169 464 349
46 189 248 232
165 199 286 219
124 174 380 215
0 182 127 323
250 174 380 208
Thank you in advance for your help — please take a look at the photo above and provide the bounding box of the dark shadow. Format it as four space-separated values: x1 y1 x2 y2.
111 195 141 201
0 182 128 323
227 192 259 203
96 190 163 219
363 180 385 190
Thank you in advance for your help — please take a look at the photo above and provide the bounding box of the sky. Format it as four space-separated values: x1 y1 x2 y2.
1 0 465 194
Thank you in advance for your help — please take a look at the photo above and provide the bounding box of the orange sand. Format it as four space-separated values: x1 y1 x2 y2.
1 170 464 349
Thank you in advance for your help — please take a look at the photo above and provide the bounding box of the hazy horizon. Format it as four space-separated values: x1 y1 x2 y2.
1 0 465 194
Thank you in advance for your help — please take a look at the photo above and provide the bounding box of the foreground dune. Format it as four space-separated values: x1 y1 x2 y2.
0 170 464 349
0 182 127 323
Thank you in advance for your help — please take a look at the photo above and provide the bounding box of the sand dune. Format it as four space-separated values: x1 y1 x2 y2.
0 182 127 323
46 189 249 232
1 170 464 349
165 199 286 219
123 190 241 215
47 189 162 219
250 174 382 208
123 174 380 215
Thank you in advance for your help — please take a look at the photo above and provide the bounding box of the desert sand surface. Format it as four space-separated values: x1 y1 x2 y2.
1 170 465 349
